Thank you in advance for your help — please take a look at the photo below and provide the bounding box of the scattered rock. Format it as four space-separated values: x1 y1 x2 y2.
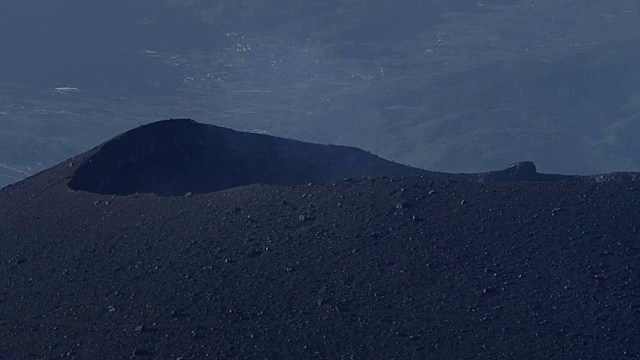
395 201 410 210
134 325 146 333
131 348 152 357
481 287 497 296
246 249 263 258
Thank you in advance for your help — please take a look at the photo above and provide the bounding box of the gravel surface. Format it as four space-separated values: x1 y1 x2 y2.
1 120 640 359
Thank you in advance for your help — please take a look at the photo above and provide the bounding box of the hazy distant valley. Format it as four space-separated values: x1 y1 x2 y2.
1 0 639 188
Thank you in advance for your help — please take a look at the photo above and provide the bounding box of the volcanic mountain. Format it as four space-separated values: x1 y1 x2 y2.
1 119 640 359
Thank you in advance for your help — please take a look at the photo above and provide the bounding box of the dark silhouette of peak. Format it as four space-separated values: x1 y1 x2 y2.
68 119 433 196
2 119 640 358
65 119 640 197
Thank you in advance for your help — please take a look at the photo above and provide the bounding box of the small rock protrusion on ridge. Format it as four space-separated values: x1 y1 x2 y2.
507 161 537 175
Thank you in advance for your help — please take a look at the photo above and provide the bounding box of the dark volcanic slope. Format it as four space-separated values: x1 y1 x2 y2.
65 119 638 197
2 120 640 359
68 119 436 196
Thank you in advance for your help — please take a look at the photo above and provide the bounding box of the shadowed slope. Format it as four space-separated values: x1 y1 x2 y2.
68 119 435 196
65 119 639 197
